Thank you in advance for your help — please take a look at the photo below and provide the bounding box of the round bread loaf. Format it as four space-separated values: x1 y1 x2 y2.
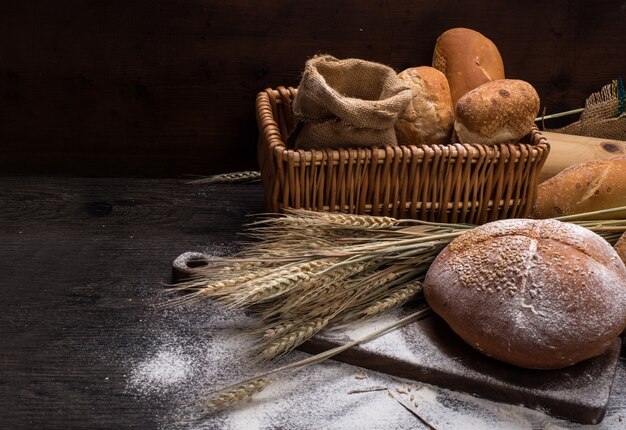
533 155 626 219
454 79 540 145
432 28 505 107
394 66 454 146
424 218 626 369
616 232 626 265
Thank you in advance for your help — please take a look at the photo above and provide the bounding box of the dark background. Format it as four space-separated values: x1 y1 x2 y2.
1 0 624 177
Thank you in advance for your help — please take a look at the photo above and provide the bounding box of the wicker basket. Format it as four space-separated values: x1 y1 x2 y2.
256 86 550 224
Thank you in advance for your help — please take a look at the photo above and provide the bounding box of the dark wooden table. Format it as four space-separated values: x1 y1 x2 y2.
1 177 624 429
0 177 265 428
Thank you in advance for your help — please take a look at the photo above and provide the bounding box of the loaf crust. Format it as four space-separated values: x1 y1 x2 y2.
395 66 454 146
424 218 626 369
533 155 626 219
616 232 626 265
454 79 540 145
432 28 505 107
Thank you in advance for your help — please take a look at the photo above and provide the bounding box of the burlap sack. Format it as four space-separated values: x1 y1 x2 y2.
549 79 626 140
287 55 412 149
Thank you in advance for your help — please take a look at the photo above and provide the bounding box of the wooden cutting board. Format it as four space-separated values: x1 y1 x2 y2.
173 253 622 425
299 304 622 425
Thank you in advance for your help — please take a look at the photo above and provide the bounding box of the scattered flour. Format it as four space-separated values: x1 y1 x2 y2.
129 347 192 394
222 364 413 430
125 284 626 430
329 313 417 363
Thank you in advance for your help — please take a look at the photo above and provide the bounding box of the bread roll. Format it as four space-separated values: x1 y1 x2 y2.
394 66 454 146
432 28 505 106
454 79 540 145
424 218 626 369
533 155 626 219
616 232 626 265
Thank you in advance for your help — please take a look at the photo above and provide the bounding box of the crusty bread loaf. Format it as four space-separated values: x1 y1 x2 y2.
536 131 626 183
432 28 505 107
454 79 540 145
533 155 626 219
616 232 626 265
394 66 454 146
424 218 626 369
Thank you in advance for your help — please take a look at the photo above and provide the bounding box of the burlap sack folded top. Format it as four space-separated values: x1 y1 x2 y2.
288 55 412 150
550 78 626 141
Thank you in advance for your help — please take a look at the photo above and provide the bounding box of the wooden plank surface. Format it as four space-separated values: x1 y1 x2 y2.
1 177 625 429
0 177 265 428
0 1 625 176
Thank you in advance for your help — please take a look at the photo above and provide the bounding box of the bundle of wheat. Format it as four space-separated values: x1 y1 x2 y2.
168 211 472 361
168 206 626 410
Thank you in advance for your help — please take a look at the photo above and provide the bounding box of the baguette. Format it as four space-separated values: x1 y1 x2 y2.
537 132 626 183
533 155 626 219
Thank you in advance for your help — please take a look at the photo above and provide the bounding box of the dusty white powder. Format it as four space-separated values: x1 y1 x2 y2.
125 266 626 430
391 360 626 430
129 348 192 394
329 314 416 363
223 365 414 430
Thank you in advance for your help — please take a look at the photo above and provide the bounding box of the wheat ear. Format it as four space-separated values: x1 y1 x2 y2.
223 260 332 307
205 307 432 411
164 268 275 307
187 171 261 184
351 281 423 320
206 377 273 410
257 316 331 362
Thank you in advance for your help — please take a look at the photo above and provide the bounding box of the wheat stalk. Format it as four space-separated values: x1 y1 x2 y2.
205 377 273 410
352 281 423 320
252 269 402 361
222 260 333 307
283 209 400 229
169 206 626 412
188 171 262 184
171 206 626 367
253 269 412 361
255 264 414 338
262 320 297 341
258 316 331 362
204 307 432 411
164 268 276 307
280 261 379 308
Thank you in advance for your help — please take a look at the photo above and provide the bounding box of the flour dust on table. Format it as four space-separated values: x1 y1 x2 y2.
124 293 625 430
128 338 195 396
123 240 625 430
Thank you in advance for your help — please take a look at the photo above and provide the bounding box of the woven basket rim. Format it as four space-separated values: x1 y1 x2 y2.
257 86 549 159
255 85 551 223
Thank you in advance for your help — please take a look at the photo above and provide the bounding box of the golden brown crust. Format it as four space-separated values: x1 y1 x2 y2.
454 79 540 145
432 28 505 107
394 66 454 146
423 218 626 370
533 155 626 219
